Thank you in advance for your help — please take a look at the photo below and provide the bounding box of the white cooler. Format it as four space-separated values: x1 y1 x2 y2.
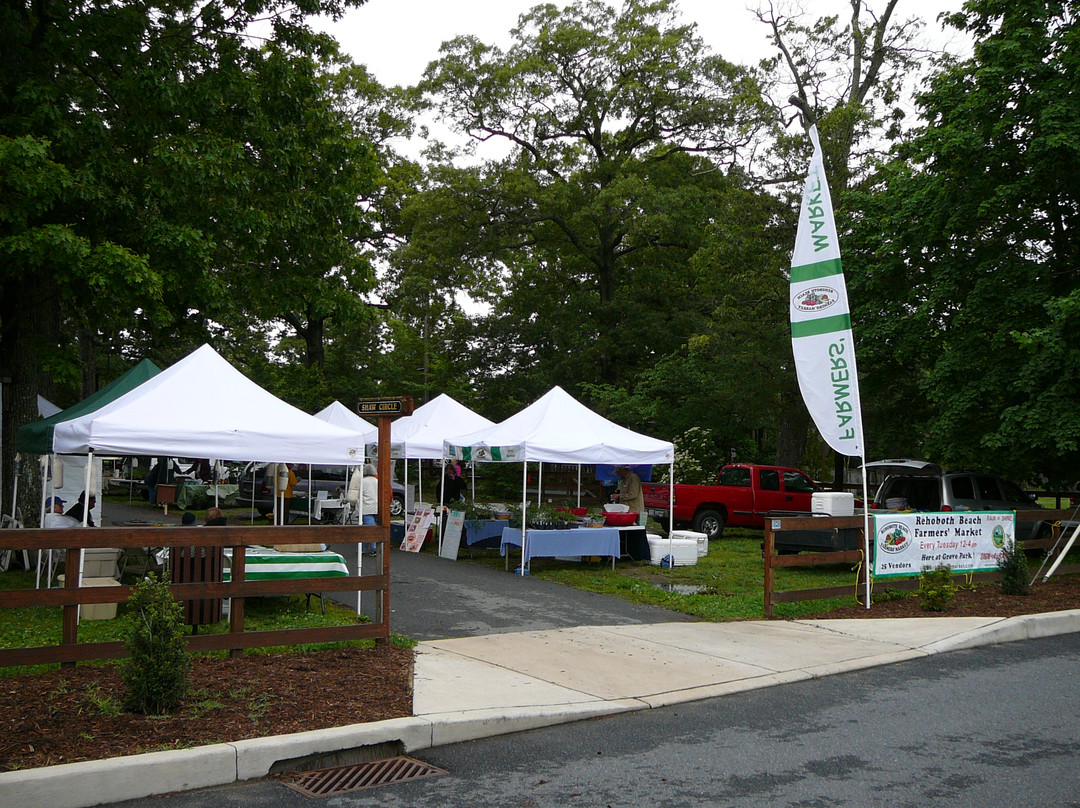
646 534 698 566
671 529 708 557
811 492 855 516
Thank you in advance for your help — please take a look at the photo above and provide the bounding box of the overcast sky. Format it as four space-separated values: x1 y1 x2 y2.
313 0 969 89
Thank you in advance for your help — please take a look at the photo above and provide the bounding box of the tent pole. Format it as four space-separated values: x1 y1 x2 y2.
520 461 528 575
438 458 445 555
668 462 674 536
307 463 312 525
576 465 582 508
36 456 48 589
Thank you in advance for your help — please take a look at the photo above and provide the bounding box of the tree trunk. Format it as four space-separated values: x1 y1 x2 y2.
774 389 810 468
1 280 61 528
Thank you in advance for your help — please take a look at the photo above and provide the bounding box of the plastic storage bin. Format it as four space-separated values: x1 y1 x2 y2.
811 492 855 516
646 535 698 566
57 574 121 620
83 548 122 579
671 529 708 557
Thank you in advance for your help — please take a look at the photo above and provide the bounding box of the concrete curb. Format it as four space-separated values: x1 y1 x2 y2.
0 743 237 808
922 609 1080 654
3 611 1078 808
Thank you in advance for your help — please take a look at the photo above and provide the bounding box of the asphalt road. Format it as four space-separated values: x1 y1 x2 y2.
386 546 693 640
113 633 1080 807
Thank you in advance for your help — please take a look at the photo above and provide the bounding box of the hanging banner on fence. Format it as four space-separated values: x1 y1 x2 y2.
401 506 435 553
440 510 466 560
872 512 1015 578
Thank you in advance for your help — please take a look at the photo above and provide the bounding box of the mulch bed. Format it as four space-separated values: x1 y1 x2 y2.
800 573 1080 619
0 644 413 772
3 575 1079 772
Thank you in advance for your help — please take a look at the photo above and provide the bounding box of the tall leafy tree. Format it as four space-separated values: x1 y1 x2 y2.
0 0 369 516
851 0 1080 483
418 0 771 402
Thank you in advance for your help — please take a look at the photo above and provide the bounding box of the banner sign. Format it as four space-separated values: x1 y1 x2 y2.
439 510 466 560
789 125 865 457
401 506 435 553
872 512 1015 578
446 444 523 463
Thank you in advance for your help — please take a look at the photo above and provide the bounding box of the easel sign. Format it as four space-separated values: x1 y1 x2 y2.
402 506 435 552
440 510 466 560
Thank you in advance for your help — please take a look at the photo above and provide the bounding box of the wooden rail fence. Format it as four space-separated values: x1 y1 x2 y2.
763 509 1080 618
0 524 389 669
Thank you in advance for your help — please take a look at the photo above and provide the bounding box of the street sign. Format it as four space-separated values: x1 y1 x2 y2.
357 397 412 416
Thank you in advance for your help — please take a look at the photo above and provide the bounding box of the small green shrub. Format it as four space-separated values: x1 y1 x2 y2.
997 538 1030 596
871 587 912 604
122 574 191 714
917 564 956 612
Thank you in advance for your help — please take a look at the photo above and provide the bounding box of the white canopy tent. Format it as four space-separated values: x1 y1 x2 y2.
313 400 378 442
52 345 369 465
383 394 495 504
444 386 675 566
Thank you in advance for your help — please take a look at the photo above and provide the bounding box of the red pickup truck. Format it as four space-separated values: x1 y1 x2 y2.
641 463 818 540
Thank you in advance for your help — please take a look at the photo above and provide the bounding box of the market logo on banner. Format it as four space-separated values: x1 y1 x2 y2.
878 521 912 553
793 287 838 312
992 525 1006 548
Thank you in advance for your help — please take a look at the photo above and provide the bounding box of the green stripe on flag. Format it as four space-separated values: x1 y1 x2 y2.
791 313 852 338
791 258 843 284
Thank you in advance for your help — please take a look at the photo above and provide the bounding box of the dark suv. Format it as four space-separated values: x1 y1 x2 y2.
872 467 1048 542
239 463 408 521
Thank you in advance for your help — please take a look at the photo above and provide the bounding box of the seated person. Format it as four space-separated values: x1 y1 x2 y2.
43 496 80 529
181 511 197 526
204 507 227 526
64 493 96 526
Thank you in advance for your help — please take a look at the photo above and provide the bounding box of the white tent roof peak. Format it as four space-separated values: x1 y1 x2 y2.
314 400 378 440
445 385 674 465
389 393 495 459
51 344 370 464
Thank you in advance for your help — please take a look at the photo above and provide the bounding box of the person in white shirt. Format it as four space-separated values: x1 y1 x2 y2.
361 464 379 555
42 496 80 529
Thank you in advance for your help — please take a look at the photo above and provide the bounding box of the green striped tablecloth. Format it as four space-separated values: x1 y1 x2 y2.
223 546 349 581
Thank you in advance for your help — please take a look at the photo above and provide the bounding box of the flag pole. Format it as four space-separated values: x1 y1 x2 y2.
862 457 871 608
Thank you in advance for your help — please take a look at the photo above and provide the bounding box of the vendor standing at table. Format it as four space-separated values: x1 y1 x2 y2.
611 465 646 526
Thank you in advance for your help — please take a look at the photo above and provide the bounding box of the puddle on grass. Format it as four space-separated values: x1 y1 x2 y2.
656 583 717 596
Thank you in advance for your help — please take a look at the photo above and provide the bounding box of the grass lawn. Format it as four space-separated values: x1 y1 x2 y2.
453 526 866 621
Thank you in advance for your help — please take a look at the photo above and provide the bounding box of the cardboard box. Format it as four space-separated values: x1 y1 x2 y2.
671 529 708 557
57 575 122 620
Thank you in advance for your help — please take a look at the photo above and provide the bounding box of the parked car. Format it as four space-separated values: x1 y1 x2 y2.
238 463 409 520
871 466 1048 542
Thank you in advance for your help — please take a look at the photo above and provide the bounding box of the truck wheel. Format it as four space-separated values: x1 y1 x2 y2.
693 510 725 540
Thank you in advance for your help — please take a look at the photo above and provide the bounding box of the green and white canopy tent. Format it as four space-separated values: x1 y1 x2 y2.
443 386 675 565
16 359 162 457
14 359 162 525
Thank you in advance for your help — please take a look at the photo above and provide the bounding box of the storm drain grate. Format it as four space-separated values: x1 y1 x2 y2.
280 756 448 797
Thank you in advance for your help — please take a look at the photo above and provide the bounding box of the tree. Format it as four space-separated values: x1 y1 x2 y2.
418 0 771 398
0 1 369 518
850 0 1080 482
745 0 932 469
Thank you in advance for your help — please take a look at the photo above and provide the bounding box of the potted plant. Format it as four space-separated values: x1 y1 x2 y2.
584 507 606 528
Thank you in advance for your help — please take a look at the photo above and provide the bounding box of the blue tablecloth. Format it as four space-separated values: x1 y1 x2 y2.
464 519 510 547
500 526 620 565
